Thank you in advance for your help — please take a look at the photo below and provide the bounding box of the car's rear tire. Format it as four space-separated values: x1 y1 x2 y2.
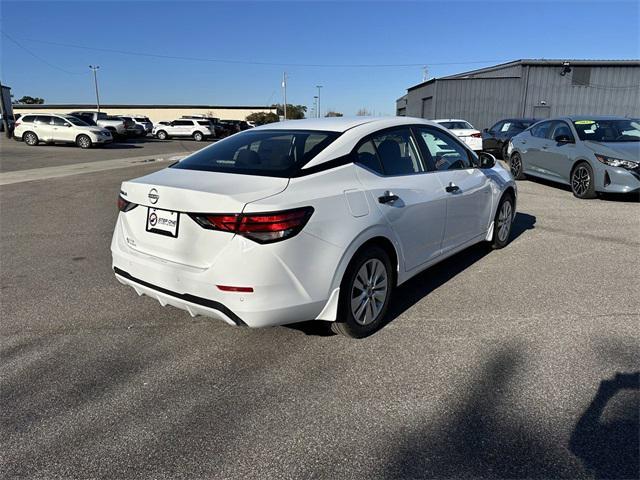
76 134 92 149
491 193 515 249
571 162 597 199
157 130 168 140
23 131 39 146
509 152 526 180
332 245 394 338
193 131 204 142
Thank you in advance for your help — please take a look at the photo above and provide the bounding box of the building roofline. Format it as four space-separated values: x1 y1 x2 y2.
12 104 274 110
406 59 640 91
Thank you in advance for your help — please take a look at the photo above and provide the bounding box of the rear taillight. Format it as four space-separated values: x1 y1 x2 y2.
471 132 482 138
190 207 314 244
15 121 21 127
117 195 137 212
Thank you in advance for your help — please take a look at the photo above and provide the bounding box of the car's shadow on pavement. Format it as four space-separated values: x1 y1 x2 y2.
285 212 536 337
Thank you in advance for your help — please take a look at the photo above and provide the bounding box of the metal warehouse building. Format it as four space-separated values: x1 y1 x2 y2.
397 59 640 129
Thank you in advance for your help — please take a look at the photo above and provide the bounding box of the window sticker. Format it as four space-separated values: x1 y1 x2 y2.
575 120 595 125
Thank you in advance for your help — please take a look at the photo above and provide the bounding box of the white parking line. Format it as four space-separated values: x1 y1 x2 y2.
0 153 186 186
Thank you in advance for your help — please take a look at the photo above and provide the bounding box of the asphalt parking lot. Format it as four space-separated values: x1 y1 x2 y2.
1 144 639 479
0 135 214 173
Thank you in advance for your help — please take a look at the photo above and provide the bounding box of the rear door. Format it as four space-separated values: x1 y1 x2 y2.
526 120 554 173
483 121 503 152
415 126 493 252
354 127 447 270
34 115 54 142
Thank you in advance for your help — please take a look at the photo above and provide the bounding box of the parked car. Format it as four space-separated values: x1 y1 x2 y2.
112 117 516 338
117 116 147 137
434 119 482 151
14 113 112 148
508 116 640 198
133 116 153 134
181 116 229 138
482 118 538 159
152 119 215 141
68 111 126 139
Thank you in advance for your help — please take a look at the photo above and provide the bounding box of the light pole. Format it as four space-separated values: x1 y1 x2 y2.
89 65 101 112
282 72 287 120
316 85 323 118
313 96 318 119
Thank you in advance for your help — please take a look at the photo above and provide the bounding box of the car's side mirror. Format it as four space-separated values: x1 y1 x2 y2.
478 152 496 169
555 134 573 143
65 124 72 127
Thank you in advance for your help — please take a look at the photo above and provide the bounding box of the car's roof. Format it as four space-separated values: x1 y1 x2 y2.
433 118 471 123
253 116 434 133
563 115 633 121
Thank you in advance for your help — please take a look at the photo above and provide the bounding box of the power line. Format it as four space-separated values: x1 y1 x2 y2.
1 31 85 75
14 35 508 69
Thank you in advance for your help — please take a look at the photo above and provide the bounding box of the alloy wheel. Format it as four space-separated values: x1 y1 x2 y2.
510 154 522 177
350 258 388 326
572 166 590 197
78 136 90 148
497 200 513 243
25 133 37 146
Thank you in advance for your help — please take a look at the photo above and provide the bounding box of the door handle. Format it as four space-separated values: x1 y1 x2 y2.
445 183 460 193
378 191 399 204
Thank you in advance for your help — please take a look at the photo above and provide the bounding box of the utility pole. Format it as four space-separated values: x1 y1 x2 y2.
313 96 318 118
316 85 323 118
89 65 101 112
282 72 287 121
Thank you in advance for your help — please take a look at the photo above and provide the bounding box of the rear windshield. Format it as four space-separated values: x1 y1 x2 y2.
172 129 341 177
439 121 473 130
573 119 640 142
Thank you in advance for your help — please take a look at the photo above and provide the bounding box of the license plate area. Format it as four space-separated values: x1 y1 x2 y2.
146 207 180 238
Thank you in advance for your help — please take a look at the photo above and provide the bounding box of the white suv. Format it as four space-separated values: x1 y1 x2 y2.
14 114 112 148
152 119 215 141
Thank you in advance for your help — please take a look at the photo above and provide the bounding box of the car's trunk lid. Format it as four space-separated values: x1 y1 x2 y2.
119 168 289 268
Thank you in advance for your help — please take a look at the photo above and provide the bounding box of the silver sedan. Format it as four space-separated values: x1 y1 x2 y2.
508 116 640 198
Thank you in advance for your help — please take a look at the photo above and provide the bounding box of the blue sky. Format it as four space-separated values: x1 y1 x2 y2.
1 1 638 116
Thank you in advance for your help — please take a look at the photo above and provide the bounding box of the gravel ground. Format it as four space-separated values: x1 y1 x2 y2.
1 163 638 479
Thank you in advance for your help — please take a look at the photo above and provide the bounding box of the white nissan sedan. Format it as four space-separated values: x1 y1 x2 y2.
433 119 483 151
112 117 516 337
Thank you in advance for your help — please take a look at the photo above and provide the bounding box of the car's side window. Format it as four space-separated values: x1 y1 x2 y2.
370 128 424 175
51 117 69 126
490 121 503 134
550 121 574 142
21 115 36 123
417 127 472 171
35 115 52 125
355 140 384 174
530 121 552 139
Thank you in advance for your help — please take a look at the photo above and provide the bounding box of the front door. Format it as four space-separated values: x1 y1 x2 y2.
415 126 493 252
354 127 447 271
51 116 76 143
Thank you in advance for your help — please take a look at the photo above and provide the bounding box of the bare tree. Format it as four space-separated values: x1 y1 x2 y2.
356 108 371 116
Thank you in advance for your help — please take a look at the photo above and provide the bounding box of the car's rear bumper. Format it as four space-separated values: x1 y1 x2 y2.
110 217 338 328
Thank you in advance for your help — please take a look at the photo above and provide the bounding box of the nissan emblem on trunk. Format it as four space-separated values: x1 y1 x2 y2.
148 188 159 204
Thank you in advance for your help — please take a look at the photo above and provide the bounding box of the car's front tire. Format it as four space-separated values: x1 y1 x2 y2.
332 245 394 338
491 193 515 249
509 152 526 180
23 131 39 146
571 162 597 199
156 130 168 140
76 134 92 149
